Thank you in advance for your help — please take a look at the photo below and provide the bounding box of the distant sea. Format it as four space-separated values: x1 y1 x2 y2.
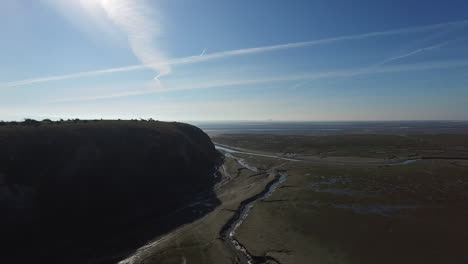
191 121 468 136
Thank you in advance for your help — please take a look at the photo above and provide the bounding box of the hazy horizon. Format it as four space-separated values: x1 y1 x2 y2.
3 118 468 122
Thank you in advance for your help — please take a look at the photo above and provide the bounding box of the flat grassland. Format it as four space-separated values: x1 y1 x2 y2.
125 134 468 264
213 133 468 159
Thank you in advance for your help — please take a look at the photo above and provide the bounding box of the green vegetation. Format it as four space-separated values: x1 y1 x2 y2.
213 134 468 159
136 133 468 264
228 135 468 264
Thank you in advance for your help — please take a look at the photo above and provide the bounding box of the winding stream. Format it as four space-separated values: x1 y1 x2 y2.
215 144 300 162
220 172 286 264
216 144 289 264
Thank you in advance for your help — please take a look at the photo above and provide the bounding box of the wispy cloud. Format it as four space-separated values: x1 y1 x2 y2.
51 59 468 103
44 0 169 81
1 19 467 89
99 0 170 79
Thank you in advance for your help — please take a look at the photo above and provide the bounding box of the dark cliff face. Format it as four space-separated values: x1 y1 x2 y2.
0 120 221 263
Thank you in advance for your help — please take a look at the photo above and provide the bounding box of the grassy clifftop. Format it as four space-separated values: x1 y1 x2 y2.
0 120 221 263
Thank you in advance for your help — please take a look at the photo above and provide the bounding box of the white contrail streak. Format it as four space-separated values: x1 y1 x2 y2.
379 36 468 65
1 19 467 89
51 59 468 103
166 19 468 66
380 41 450 65
0 65 145 88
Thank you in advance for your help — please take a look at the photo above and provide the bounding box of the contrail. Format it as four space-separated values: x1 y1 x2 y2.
51 59 468 103
380 41 450 65
379 36 468 65
1 19 467 89
383 44 443 64
0 65 146 88
168 19 468 65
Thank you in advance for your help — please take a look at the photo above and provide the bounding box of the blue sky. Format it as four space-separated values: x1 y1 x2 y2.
1 0 468 121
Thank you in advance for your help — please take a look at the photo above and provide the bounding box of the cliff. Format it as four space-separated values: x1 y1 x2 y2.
0 120 221 263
